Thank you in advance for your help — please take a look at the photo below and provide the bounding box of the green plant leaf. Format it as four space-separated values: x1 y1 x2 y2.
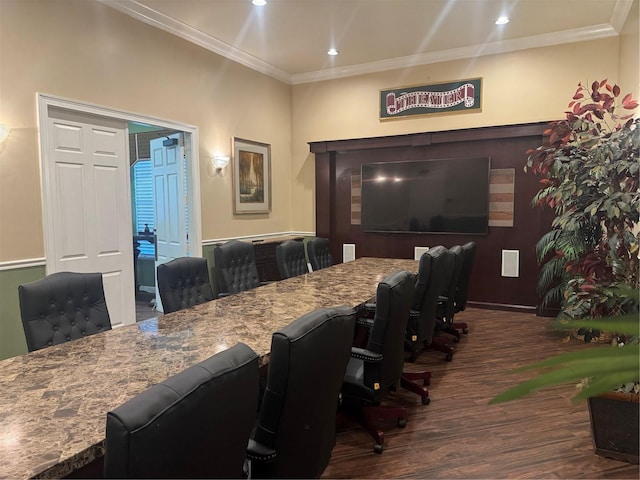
567 314 640 336
489 344 639 404
573 369 640 400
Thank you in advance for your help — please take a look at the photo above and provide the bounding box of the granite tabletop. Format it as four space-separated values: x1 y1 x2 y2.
0 257 417 479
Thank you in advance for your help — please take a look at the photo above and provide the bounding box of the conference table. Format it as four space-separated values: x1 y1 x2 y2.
0 257 417 479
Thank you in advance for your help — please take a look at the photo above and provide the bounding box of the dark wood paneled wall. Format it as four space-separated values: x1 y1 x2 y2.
310 123 555 311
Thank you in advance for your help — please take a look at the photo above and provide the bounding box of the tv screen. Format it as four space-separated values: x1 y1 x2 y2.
361 157 490 234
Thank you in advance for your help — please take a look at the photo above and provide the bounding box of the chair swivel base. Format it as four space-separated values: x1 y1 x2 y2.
344 404 407 454
401 371 431 405
452 320 469 334
429 335 455 361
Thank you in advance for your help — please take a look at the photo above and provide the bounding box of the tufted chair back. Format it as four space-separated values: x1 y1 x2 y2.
249 306 356 478
306 237 333 271
104 343 259 479
440 245 464 321
18 271 112 352
275 240 307 279
157 257 214 314
213 240 261 296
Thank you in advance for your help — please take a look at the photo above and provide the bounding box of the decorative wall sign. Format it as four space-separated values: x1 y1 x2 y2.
232 137 271 214
380 78 482 120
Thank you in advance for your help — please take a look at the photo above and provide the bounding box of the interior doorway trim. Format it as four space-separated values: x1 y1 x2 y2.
36 92 203 268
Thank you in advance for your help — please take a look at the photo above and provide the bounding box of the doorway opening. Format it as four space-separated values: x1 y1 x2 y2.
129 123 193 321
38 94 202 327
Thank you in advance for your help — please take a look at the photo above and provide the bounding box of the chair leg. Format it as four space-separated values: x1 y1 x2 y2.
401 371 431 404
441 325 461 342
342 403 407 454
452 321 469 334
429 334 455 361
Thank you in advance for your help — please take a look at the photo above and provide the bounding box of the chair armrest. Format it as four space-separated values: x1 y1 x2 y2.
350 347 383 363
246 438 277 463
217 292 232 298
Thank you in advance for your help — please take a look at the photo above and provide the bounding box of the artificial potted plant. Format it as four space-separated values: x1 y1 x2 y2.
490 80 639 464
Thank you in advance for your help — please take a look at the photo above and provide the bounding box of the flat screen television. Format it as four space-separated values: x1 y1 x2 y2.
360 157 490 234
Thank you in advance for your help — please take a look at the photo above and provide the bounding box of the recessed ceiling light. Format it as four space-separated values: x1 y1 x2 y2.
495 16 509 25
327 48 339 56
252 0 267 6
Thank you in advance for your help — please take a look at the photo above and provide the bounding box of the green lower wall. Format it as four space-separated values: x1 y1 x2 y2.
0 238 314 360
0 265 46 360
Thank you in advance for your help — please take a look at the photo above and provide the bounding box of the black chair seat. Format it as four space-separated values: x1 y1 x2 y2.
104 342 259 479
248 306 356 478
214 240 263 296
18 271 111 352
306 237 333 271
276 240 307 279
340 270 426 454
157 257 214 314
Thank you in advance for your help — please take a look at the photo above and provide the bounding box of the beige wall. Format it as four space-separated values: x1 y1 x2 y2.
0 0 637 361
619 0 640 99
0 0 293 262
1 0 638 259
290 34 638 231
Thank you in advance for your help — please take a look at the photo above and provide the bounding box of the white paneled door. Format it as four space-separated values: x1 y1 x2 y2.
151 133 188 313
43 106 135 327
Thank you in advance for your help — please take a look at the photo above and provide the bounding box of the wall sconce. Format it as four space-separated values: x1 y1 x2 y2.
0 124 11 146
211 154 230 172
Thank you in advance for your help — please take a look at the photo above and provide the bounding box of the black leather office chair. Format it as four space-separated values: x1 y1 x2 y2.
157 257 214 314
275 240 307 279
426 247 458 361
340 270 418 454
435 245 465 341
104 342 259 479
404 246 448 360
18 271 111 352
451 241 477 335
213 239 263 297
306 237 333 271
247 306 356 478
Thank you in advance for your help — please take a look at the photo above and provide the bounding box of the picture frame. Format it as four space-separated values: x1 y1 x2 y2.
232 137 272 214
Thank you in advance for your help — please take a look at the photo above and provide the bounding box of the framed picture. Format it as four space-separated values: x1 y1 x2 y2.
232 137 272 214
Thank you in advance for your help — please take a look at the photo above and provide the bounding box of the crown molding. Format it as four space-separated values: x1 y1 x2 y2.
610 0 634 33
290 24 619 84
99 0 625 86
97 0 292 84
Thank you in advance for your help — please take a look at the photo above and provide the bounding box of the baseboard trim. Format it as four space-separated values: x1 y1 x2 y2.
467 301 538 314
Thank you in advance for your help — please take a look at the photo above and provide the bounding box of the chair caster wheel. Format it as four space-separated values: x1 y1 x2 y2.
397 418 407 428
452 336 460 343
424 379 430 386
421 396 430 405
373 443 383 454
462 328 469 334
445 354 453 362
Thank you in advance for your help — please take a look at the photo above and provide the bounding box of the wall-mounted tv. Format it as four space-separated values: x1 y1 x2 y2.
361 157 491 234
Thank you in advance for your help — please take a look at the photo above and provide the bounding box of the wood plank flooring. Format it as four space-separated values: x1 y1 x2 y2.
324 308 639 479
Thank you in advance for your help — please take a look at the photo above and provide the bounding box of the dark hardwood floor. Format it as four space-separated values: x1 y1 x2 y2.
324 308 639 479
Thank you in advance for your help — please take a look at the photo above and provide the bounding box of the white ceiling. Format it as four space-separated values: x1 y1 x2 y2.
99 0 634 85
